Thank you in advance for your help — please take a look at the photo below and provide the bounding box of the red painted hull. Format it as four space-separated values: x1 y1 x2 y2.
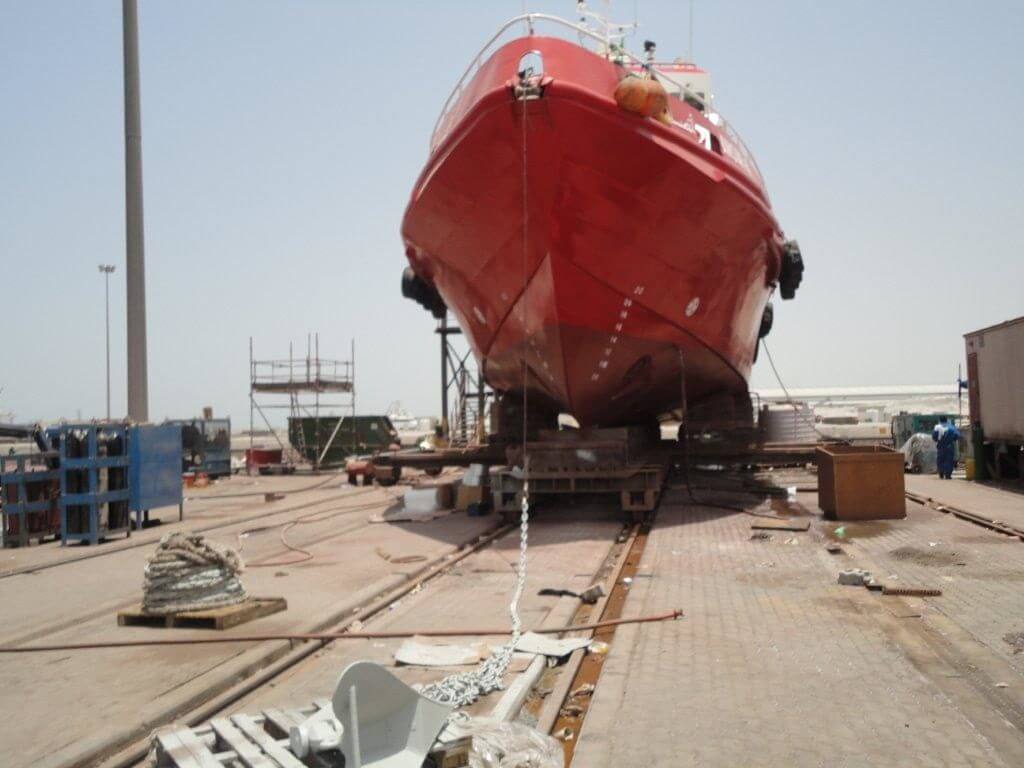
403 37 786 426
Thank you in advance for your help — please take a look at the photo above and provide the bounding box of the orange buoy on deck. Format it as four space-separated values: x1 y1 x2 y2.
614 75 648 114
615 75 671 121
642 78 668 119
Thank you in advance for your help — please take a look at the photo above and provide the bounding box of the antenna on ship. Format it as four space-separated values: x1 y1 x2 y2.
687 0 694 63
577 0 638 56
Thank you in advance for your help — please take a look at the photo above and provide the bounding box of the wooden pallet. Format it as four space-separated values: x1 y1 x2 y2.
153 700 333 767
118 597 287 630
152 699 470 768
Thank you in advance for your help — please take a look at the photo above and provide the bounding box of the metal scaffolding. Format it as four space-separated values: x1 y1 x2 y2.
437 316 489 446
248 334 355 470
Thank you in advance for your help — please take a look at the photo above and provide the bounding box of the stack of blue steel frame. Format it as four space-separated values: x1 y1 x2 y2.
170 417 232 477
0 451 61 547
52 423 131 545
128 423 183 529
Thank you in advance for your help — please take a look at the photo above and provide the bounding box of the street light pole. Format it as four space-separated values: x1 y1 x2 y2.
99 265 116 420
123 0 149 422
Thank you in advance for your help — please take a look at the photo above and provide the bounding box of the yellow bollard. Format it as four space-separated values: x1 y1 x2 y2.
965 458 976 481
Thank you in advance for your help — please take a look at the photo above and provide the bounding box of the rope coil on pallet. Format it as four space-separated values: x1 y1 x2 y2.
142 533 247 615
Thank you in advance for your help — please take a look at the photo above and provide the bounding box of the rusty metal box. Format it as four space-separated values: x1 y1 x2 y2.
816 445 906 521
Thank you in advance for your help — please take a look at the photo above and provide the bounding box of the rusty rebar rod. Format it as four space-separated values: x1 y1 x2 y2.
0 610 682 654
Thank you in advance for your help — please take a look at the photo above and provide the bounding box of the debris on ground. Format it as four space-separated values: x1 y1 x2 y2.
570 683 595 698
395 638 486 667
446 717 562 768
890 545 966 567
370 505 455 523
837 569 872 587
1002 632 1024 654
537 582 605 604
514 632 592 659
825 542 843 554
751 519 810 532
376 547 428 565
588 641 609 655
142 533 246 615
881 586 942 597
371 484 456 523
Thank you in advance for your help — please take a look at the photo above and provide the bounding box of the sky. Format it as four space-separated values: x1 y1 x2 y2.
1 0 1022 427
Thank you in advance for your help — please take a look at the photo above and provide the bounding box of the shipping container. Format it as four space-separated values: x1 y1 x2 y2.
964 315 1024 479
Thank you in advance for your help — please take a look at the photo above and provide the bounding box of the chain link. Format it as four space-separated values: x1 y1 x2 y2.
419 482 530 709
419 72 533 712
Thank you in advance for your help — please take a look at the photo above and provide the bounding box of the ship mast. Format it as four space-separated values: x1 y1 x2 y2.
688 0 694 63
576 0 637 58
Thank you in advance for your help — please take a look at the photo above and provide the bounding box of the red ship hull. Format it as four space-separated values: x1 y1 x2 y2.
403 36 789 427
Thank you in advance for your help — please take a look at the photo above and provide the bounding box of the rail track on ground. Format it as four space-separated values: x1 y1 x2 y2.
79 505 661 768
905 489 1024 541
0 480 381 580
0 491 391 650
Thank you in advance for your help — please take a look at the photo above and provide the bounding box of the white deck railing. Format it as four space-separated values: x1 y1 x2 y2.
430 12 711 151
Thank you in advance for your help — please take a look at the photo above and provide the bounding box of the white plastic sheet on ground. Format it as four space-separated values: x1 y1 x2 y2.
513 632 591 659
451 717 563 768
395 638 487 667
900 432 938 474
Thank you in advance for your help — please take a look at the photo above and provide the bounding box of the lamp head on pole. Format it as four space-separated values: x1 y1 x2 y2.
98 264 116 274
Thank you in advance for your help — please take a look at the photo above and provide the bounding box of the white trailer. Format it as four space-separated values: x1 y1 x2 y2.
964 315 1024 479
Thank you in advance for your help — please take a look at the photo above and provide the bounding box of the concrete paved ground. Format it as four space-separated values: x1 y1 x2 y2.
223 503 624 715
907 474 1024 529
9 468 1024 768
0 472 358 575
575 485 1024 767
0 475 493 768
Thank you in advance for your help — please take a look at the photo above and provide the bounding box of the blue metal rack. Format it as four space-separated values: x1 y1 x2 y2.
53 423 131 545
169 417 232 477
0 452 60 547
129 423 184 529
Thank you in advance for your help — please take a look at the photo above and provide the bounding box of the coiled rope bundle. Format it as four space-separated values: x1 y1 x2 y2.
142 533 247 615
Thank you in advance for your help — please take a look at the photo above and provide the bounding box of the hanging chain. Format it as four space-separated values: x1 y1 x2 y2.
418 482 529 708
419 70 533 712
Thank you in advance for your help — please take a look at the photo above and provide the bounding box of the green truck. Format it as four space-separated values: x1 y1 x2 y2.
287 415 399 467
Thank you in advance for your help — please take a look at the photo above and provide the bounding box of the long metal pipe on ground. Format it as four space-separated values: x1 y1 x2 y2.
0 611 682 654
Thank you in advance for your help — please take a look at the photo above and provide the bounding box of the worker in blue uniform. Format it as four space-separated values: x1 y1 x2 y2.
932 416 960 479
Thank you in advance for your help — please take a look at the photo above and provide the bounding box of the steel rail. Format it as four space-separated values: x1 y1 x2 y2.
0 498 386 650
91 507 670 768
0 485 376 580
905 490 1024 541
86 522 512 768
